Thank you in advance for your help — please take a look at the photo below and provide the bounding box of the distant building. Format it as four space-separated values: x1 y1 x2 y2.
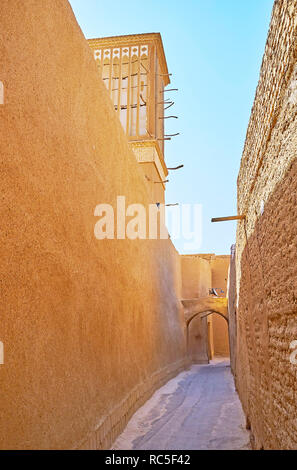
88 33 170 203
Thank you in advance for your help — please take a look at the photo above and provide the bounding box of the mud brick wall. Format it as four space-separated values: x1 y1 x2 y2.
0 0 188 449
235 0 297 450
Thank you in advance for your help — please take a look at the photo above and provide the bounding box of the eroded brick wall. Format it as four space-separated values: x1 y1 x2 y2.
236 0 297 450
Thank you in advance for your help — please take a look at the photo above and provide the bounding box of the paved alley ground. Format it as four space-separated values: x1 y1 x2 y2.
112 359 250 450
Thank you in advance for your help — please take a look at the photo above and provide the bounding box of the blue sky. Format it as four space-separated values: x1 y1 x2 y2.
69 0 274 255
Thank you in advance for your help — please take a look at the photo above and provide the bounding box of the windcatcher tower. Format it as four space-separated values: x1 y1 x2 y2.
88 33 172 203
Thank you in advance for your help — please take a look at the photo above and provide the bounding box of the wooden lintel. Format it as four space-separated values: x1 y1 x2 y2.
211 215 246 223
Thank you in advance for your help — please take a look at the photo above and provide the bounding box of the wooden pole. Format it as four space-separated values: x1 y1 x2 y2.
211 215 246 223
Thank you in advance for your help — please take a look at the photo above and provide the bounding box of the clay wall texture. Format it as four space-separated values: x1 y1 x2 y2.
181 256 211 299
210 256 230 357
235 0 297 450
0 0 188 449
227 246 237 376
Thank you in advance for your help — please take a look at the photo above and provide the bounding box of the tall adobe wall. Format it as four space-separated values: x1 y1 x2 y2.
235 0 297 450
0 0 188 449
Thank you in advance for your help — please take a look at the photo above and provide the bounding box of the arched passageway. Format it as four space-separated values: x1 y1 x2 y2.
187 310 229 328
181 298 230 362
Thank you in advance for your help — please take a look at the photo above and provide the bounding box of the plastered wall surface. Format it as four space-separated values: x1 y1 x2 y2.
210 256 230 357
235 0 297 450
0 0 188 450
181 256 211 299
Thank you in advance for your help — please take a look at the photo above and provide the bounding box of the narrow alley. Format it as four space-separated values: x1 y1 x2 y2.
113 359 250 451
1 0 296 452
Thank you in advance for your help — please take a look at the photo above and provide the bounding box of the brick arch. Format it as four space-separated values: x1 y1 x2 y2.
182 298 229 360
181 297 228 325
186 310 229 328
